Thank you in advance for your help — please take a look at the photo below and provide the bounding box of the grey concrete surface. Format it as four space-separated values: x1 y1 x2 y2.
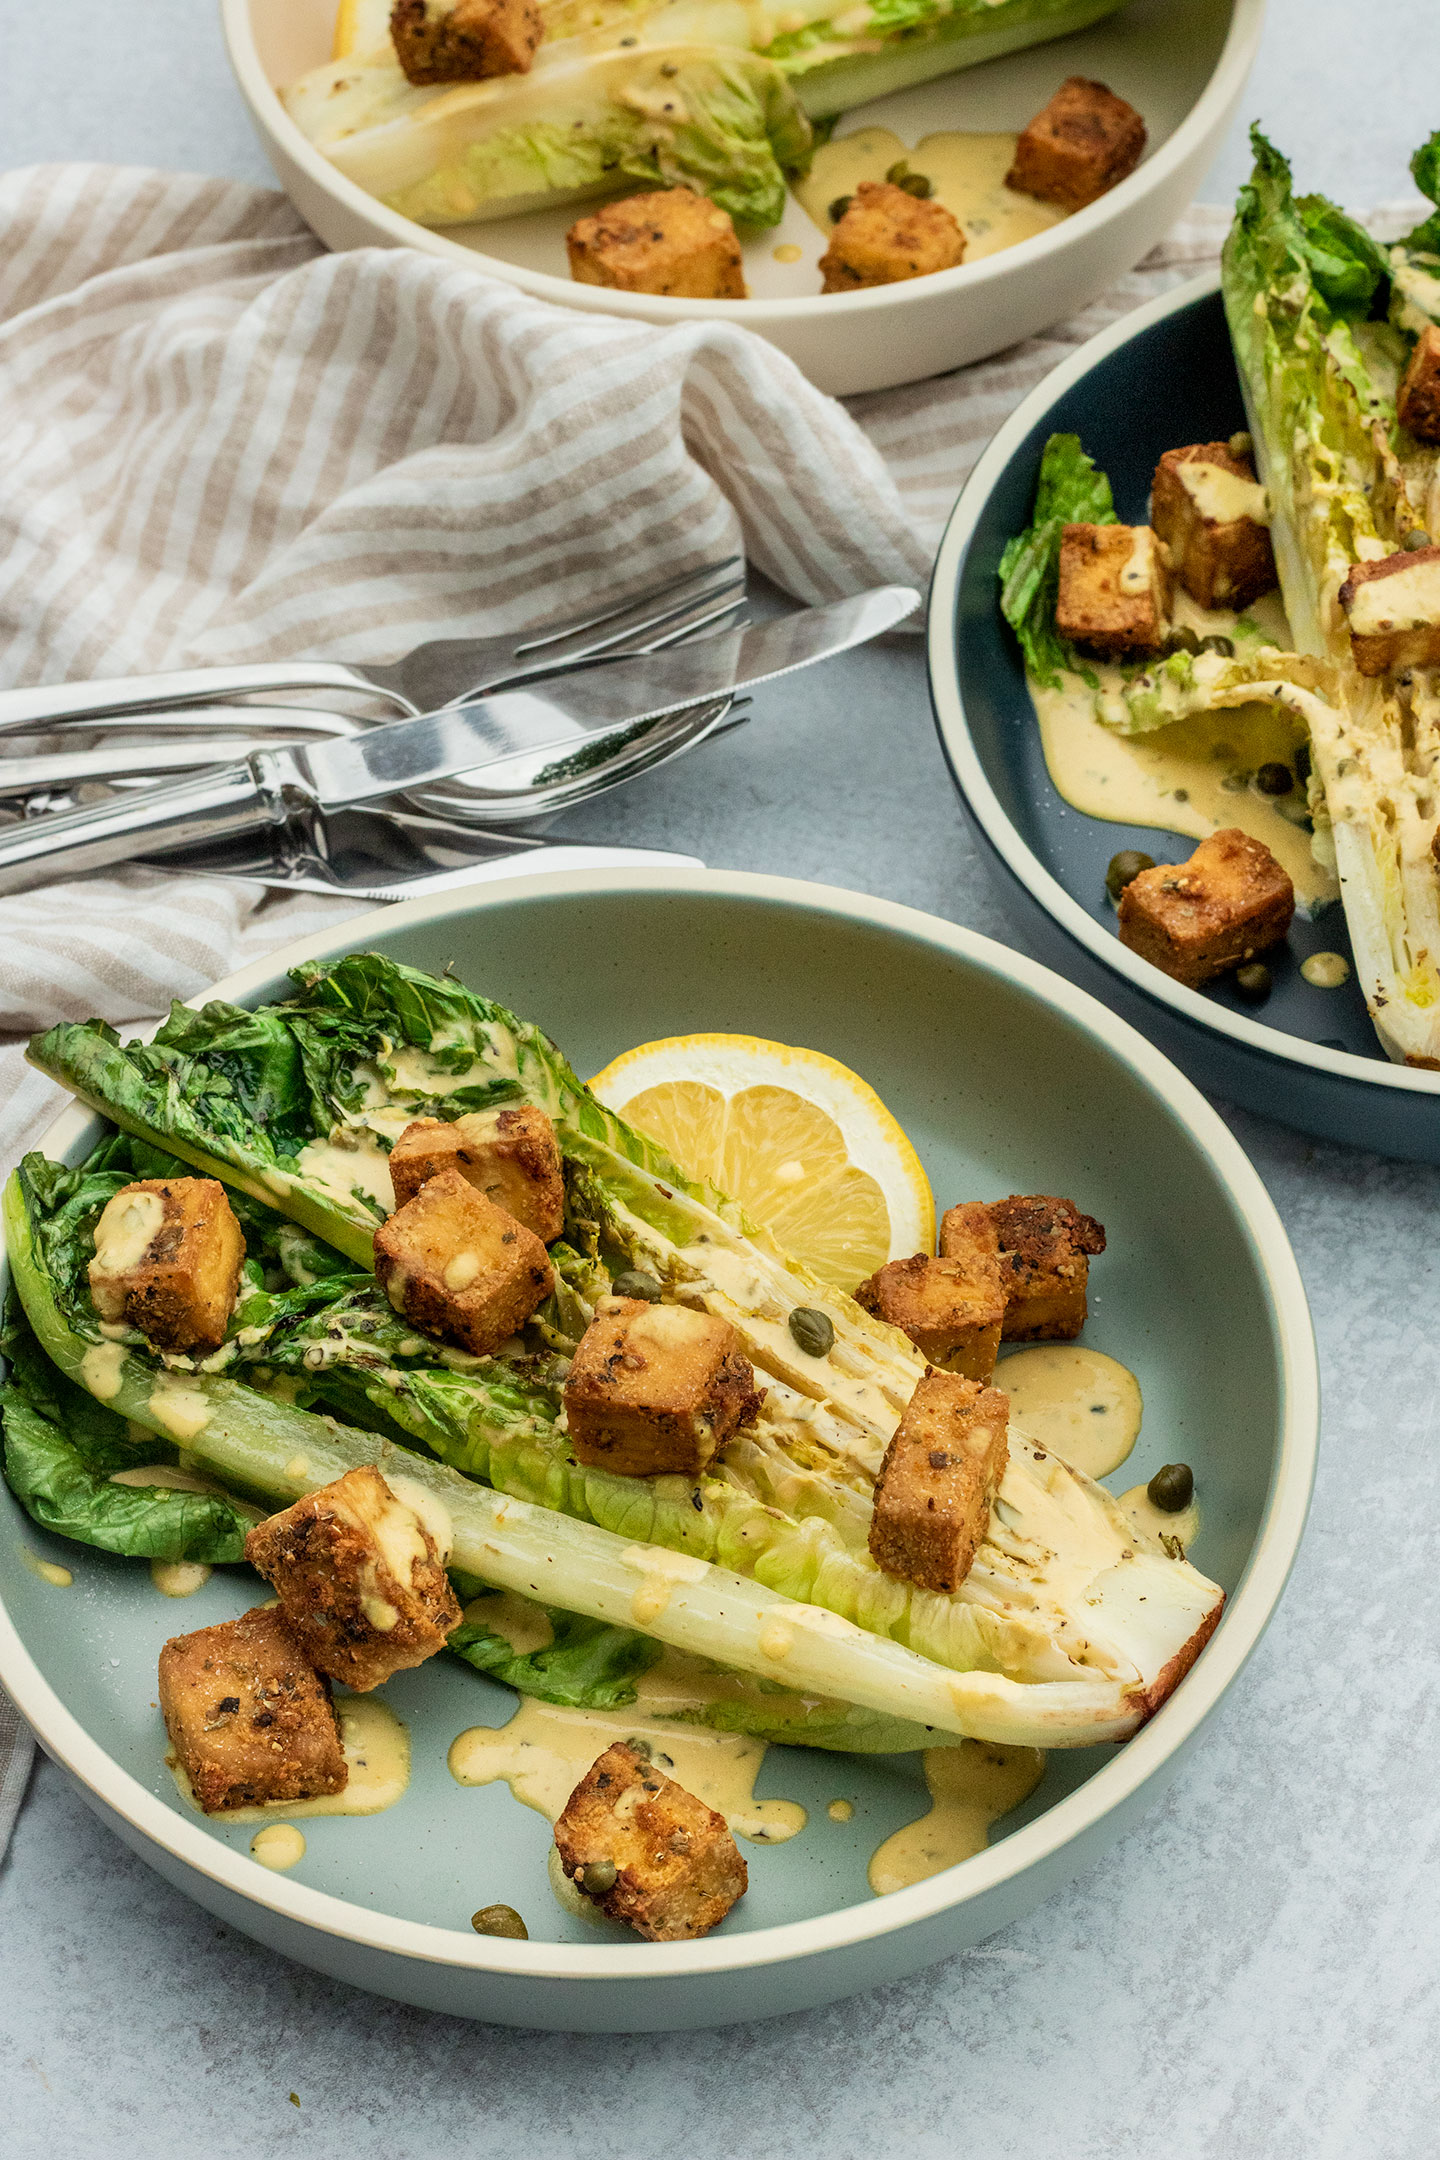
4 6 1440 2157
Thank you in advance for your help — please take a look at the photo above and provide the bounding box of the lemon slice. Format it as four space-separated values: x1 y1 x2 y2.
589 1034 934 1291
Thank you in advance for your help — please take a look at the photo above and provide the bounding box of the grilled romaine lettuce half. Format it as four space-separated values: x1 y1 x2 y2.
288 0 1124 229
1222 127 1440 1063
21 953 1224 1745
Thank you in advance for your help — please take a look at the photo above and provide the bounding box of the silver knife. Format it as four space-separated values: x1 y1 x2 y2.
0 587 918 895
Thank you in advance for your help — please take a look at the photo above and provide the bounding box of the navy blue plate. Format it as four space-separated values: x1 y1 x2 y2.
928 272 1440 1163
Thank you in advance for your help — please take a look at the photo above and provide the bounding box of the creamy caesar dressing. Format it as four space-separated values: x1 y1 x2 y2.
147 1377 211 1441
465 1590 555 1654
794 128 1065 260
20 1546 72 1588
250 1823 307 1871
1119 529 1157 596
1301 950 1351 988
293 1132 395 1213
1030 618 1338 913
1120 1482 1200 1554
88 1188 165 1318
995 1346 1142 1480
1176 461 1270 526
150 1560 212 1598
171 1694 410 1821
80 1340 128 1401
828 1797 855 1822
449 1667 807 1845
867 1740 1045 1895
1345 556 1440 634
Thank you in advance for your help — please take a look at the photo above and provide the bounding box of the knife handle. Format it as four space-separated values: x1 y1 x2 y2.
0 752 300 896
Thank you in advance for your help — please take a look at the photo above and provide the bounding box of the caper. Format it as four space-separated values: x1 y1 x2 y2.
1255 761 1294 795
1163 625 1201 657
1403 527 1433 551
1234 961 1273 1003
1228 429 1253 460
828 195 852 224
788 1306 835 1358
1105 849 1155 902
612 1269 662 1303
885 159 910 183
578 1859 617 1896
1147 1462 1195 1513
471 1904 529 1939
1198 633 1235 657
897 172 933 199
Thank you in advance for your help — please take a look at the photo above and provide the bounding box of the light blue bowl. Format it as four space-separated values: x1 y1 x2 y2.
0 869 1317 2030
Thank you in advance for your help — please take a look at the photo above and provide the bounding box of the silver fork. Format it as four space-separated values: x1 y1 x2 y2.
0 556 745 731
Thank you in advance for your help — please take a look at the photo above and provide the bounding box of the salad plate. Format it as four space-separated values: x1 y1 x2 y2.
928 272 1440 1164
224 0 1263 396
0 868 1315 2029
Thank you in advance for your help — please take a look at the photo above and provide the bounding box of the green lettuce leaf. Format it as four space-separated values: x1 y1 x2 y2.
998 431 1116 688
449 1599 662 1707
0 1297 251 1563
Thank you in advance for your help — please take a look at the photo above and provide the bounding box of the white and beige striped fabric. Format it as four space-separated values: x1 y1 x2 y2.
0 163 1375 1829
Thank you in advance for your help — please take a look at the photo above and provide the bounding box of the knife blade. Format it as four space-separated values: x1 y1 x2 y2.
293 586 918 809
0 587 919 895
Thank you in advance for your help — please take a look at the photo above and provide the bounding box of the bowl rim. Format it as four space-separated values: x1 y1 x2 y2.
221 0 1266 328
927 267 1440 1102
0 865 1318 1986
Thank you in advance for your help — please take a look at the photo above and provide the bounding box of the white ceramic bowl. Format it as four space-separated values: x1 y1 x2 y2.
0 868 1316 2030
223 0 1264 396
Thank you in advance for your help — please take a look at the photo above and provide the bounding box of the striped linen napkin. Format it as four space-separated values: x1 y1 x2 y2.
0 161 1331 1846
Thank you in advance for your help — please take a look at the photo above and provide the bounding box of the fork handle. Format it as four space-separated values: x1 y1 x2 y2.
0 660 402 732
0 754 300 895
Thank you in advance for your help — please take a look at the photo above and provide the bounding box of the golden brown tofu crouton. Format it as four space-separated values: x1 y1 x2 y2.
987 1194 1106 1342
1398 325 1440 443
1006 77 1146 211
1150 442 1277 610
373 1164 553 1354
388 1104 565 1242
245 1466 461 1692
88 1176 244 1355
563 1296 763 1477
158 1605 346 1816
1117 827 1296 989
818 180 965 293
855 1248 1004 1382
390 0 540 83
1056 523 1170 657
567 188 746 299
1338 546 1440 676
554 1740 747 1940
868 1370 1008 1594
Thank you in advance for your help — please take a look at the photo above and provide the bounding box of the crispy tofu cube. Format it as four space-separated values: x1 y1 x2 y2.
372 1165 553 1354
818 180 965 293
390 0 540 83
158 1605 346 1816
563 1296 763 1477
1398 325 1440 443
1117 827 1296 989
987 1194 1106 1343
1005 77 1146 211
567 189 746 299
1056 523 1170 657
245 1466 462 1692
868 1370 1009 1594
1150 442 1277 610
554 1740 747 1941
388 1105 565 1241
1338 546 1440 676
855 1247 1004 1382
87 1176 245 1355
